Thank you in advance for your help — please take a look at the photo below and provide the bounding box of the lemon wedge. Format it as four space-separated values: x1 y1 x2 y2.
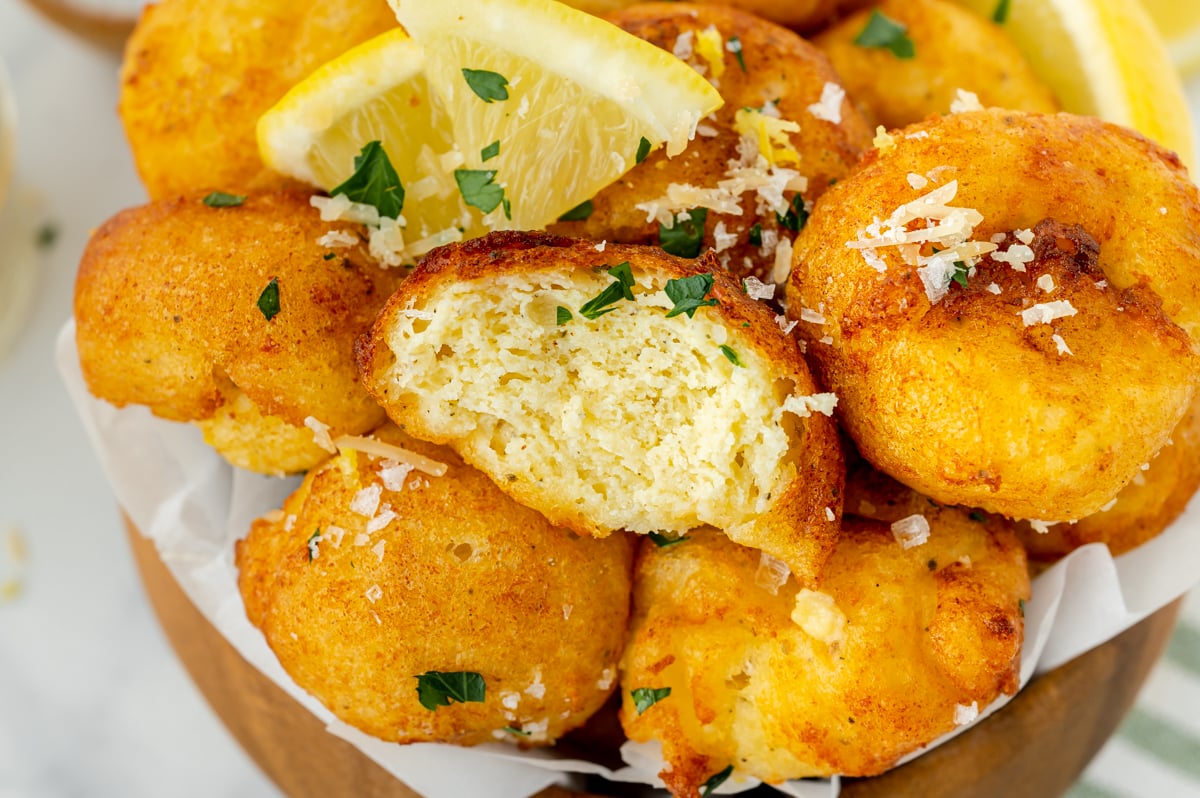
1138 0 1200 76
258 0 722 244
950 0 1195 170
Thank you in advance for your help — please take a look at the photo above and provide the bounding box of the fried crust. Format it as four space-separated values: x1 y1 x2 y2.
549 3 871 284
619 519 1028 792
236 424 635 746
814 0 1058 129
119 0 397 198
74 191 403 474
787 111 1200 521
358 231 843 585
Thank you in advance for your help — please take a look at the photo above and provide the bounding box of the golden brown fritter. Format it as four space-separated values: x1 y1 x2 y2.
74 191 404 475
549 3 872 285
787 111 1200 523
619 518 1028 793
236 424 635 746
119 0 397 199
358 231 843 585
814 0 1057 129
1017 395 1200 561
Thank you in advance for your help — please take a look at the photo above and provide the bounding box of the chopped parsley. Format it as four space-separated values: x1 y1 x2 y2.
330 141 405 219
659 208 708 258
701 765 734 796
322 252 337 261
202 191 246 208
854 9 915 59
454 169 506 214
664 273 719 318
556 306 573 325
993 0 1011 23
719 344 744 367
648 531 687 548
415 671 486 711
748 222 763 247
557 199 593 222
461 68 509 102
579 262 636 320
502 196 512 221
727 35 746 72
503 725 531 737
776 195 809 233
307 529 322 562
35 222 59 249
635 136 652 165
969 510 986 523
631 686 671 714
257 278 281 321
1019 598 1026 617
951 261 970 288
481 140 501 162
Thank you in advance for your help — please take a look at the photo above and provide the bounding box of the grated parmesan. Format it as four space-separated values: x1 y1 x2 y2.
775 314 798 335
807 82 845 124
1036 274 1056 293
304 416 337 453
371 539 387 562
364 584 383 603
333 435 449 477
1020 300 1077 327
891 514 930 549
772 237 794 284
949 89 983 114
791 589 847 648
954 702 979 726
350 484 382 518
1051 334 1073 356
367 505 395 534
743 275 775 301
781 392 838 418
379 459 415 491
755 552 791 595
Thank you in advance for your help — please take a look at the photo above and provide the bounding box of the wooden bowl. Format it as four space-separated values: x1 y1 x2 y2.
126 521 1181 798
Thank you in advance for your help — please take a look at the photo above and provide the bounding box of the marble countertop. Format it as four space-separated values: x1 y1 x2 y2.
1 3 1198 798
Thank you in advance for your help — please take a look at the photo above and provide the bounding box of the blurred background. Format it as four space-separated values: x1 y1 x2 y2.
1 0 1199 796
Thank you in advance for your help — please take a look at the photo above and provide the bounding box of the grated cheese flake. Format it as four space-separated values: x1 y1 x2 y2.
743 275 775 301
781 392 838 418
949 89 984 114
304 416 337 453
734 108 801 167
350 484 382 518
824 507 836 522
954 702 979 726
334 435 449 477
371 539 387 563
1028 519 1056 534
772 236 794 284
1020 300 1077 327
367 505 396 534
755 552 791 595
775 314 798 335
364 584 383 603
873 125 896 153
379 459 415 492
992 244 1035 272
907 172 929 190
713 221 737 252
672 30 695 60
891 514 930 549
316 230 360 249
799 305 826 325
1051 333 1073 356
1036 274 1056 293
807 82 845 124
1015 228 1035 245
986 282 1002 295
791 589 847 648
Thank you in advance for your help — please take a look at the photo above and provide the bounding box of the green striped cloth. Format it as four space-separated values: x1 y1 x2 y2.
1069 590 1200 797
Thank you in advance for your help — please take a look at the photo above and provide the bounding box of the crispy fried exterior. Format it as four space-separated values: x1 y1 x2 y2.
237 424 635 746
1017 395 1200 561
814 0 1057 129
549 3 871 284
787 111 1200 522
119 0 397 199
566 0 868 31
74 191 403 475
619 520 1028 792
358 231 843 585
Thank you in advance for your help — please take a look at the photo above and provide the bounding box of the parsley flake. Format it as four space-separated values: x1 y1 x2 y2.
777 195 809 233
660 208 708 258
462 68 509 102
557 199 594 222
503 725 531 737
631 686 671 714
322 252 337 261
307 529 322 562
481 140 501 162
719 344 744 367
635 136 652 165
35 222 59 249
748 222 763 247
1019 598 1026 618
202 191 246 208
701 765 734 796
664 273 719 318
579 262 636 320
257 278 281 321
854 9 915 59
993 0 1011 23
728 35 746 72
648 531 687 548
951 261 970 288
556 306 573 325
415 671 486 711
454 169 506 213
330 141 405 219
969 510 986 523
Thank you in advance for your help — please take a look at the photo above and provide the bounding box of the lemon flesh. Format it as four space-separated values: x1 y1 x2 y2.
951 0 1195 170
1138 0 1200 76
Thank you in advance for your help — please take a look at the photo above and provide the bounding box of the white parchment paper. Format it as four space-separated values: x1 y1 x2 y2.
58 321 1200 797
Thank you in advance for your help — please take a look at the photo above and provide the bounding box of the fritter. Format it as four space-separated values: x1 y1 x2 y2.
74 191 404 475
119 0 397 199
786 111 1200 523
1017 395 1200 561
358 231 843 585
814 0 1057 129
620 516 1028 794
564 0 867 31
237 424 635 746
549 3 871 285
